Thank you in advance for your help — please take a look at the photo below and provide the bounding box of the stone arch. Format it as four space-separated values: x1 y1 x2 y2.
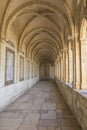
1 0 73 40
80 18 87 89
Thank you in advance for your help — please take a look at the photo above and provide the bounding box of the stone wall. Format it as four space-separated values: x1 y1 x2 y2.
0 39 40 111
0 77 39 111
39 63 54 80
55 78 87 130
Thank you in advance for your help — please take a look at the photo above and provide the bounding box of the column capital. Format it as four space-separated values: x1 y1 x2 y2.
59 54 62 58
61 49 65 53
0 38 6 44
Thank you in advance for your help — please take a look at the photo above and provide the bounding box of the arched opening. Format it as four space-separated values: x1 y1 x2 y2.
80 18 87 89
39 59 54 80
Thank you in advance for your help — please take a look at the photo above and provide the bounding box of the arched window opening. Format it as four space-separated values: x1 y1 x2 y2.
80 18 87 89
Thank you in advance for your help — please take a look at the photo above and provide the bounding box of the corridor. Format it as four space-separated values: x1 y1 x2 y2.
0 81 81 130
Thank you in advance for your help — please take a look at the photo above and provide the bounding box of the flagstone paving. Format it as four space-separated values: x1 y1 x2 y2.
0 81 82 130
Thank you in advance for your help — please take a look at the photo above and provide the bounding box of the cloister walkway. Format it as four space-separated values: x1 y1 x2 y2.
0 81 81 130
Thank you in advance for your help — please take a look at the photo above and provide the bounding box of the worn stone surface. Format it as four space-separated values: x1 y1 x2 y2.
0 81 81 130
55 79 85 130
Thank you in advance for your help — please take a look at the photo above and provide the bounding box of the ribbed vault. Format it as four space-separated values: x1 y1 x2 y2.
0 0 80 66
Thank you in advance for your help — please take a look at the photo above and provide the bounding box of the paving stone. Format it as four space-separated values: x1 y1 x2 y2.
41 111 57 119
18 124 37 130
0 81 81 130
32 104 42 111
47 127 55 130
23 113 40 125
56 128 61 130
61 127 76 130
39 119 58 127
38 127 47 130
34 99 44 104
39 110 48 114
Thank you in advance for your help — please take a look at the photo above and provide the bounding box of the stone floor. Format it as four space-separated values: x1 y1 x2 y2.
0 81 81 130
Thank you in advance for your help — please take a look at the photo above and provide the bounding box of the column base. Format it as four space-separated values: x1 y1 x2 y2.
72 81 81 89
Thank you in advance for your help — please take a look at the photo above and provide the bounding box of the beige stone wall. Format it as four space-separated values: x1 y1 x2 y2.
55 78 87 130
0 77 39 111
39 63 54 80
0 40 39 111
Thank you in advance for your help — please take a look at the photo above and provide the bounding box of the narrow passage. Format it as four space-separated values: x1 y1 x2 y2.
0 81 81 130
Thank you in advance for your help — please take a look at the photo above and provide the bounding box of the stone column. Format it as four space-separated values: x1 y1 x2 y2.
62 51 65 81
24 56 26 80
15 50 19 82
63 49 66 82
54 63 56 78
60 54 62 80
62 53 65 81
65 47 69 83
54 62 56 78
60 50 65 81
73 35 81 89
0 40 6 87
67 44 70 83
56 59 59 78
29 61 32 79
57 58 59 79
59 57 61 79
56 58 58 78
57 57 60 80
68 41 73 84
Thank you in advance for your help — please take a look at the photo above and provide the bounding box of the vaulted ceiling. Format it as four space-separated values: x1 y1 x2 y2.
0 0 83 64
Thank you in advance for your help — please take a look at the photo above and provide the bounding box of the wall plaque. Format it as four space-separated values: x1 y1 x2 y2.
5 48 15 85
19 55 24 81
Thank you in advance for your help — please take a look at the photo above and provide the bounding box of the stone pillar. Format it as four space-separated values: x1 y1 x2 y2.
24 56 26 80
59 57 61 79
54 64 56 78
15 50 19 82
52 65 55 79
29 61 32 78
62 51 65 81
35 63 38 77
57 58 59 79
33 63 35 77
56 59 59 78
0 39 2 83
0 40 6 87
65 47 69 83
60 54 62 80
55 63 56 77
60 50 65 81
63 49 66 82
67 44 70 83
57 57 60 79
73 35 81 89
56 61 58 78
61 53 63 81
68 41 73 84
